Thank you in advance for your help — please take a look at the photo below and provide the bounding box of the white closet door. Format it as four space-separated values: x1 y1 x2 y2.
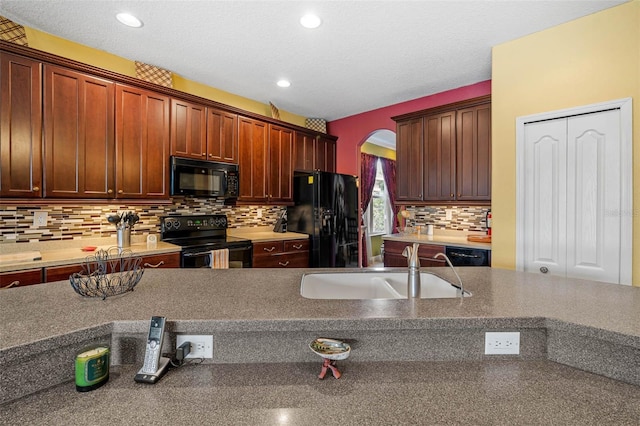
566 110 621 283
523 119 567 276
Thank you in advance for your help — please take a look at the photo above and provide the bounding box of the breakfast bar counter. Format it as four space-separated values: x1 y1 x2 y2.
1 267 639 422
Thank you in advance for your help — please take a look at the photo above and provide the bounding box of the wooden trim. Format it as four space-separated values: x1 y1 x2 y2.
391 95 491 122
0 41 337 141
0 198 173 206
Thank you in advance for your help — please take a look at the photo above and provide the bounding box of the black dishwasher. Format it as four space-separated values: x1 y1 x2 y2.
445 246 491 266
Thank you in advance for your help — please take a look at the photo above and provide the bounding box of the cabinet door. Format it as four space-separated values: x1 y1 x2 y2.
238 116 268 202
170 98 207 160
396 118 423 200
315 135 336 173
293 131 315 171
43 65 115 198
424 111 456 201
0 53 42 198
115 84 170 198
456 103 491 201
268 124 293 202
206 108 238 163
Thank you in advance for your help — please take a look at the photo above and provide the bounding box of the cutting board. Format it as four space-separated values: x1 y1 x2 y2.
0 251 42 264
467 235 491 243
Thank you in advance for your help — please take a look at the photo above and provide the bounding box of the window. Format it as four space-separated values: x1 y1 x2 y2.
367 159 392 235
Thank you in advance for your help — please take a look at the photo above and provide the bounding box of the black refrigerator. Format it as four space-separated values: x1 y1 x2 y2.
287 171 359 268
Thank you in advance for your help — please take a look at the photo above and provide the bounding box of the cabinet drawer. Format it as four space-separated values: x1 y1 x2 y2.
1 269 43 289
45 264 84 282
253 241 285 256
142 253 180 268
284 240 309 252
253 252 309 268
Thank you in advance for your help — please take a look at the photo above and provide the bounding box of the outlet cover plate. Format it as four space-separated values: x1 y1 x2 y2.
33 211 48 227
176 335 213 359
485 332 520 355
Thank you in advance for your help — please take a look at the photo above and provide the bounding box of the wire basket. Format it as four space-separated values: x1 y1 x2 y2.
70 247 144 299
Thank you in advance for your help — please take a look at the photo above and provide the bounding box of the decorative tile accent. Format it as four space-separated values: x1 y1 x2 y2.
305 118 327 133
0 16 28 46
405 205 489 232
134 61 173 88
0 199 285 244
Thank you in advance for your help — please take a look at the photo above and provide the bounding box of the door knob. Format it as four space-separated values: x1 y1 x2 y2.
540 266 549 274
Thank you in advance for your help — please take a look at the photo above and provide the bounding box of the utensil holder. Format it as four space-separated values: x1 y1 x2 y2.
117 227 131 248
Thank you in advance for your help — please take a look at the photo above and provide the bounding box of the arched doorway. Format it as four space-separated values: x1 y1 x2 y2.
359 129 396 267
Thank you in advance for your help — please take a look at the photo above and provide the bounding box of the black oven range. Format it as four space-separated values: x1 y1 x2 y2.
160 215 252 268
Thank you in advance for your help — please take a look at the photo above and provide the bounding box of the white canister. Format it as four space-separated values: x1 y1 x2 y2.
426 224 434 236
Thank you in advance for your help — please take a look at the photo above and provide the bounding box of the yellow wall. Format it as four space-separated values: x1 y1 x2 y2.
23 27 307 127
491 1 640 285
360 142 396 160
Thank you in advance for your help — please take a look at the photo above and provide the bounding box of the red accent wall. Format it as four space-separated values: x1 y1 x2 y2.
328 80 491 175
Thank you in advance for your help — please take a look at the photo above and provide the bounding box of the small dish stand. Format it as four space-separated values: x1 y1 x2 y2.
70 247 144 300
309 338 351 379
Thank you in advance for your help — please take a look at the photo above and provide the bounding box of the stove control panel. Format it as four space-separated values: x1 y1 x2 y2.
161 215 228 233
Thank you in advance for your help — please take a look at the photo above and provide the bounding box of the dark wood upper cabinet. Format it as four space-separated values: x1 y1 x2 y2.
0 52 42 198
238 120 293 204
170 98 207 160
456 103 491 201
238 116 268 202
115 84 170 199
293 131 315 171
393 96 491 205
268 124 294 203
43 65 115 198
396 118 423 201
315 135 336 173
294 131 337 173
206 108 238 163
423 111 456 201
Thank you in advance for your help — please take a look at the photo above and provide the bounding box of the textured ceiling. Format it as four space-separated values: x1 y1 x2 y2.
0 1 625 121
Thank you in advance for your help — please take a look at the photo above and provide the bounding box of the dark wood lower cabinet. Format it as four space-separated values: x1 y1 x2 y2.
43 252 180 283
383 240 446 267
0 269 43 289
252 239 310 268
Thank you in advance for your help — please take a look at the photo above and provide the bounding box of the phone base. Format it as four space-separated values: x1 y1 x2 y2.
134 357 170 384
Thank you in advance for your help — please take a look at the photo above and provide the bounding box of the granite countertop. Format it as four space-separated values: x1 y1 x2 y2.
383 229 492 250
228 226 309 242
2 267 639 351
2 360 639 425
0 237 181 273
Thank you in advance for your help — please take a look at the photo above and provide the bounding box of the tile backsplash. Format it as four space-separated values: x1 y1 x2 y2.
0 198 285 244
404 205 489 232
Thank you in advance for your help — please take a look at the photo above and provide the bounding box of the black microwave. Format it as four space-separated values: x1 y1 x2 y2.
170 157 239 198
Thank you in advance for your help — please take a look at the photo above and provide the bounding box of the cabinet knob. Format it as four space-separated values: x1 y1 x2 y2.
202 153 206 156
263 246 276 253
293 244 303 250
118 189 123 194
32 186 39 192
144 261 165 268
208 153 213 157
278 261 290 267
107 189 113 194
450 193 454 198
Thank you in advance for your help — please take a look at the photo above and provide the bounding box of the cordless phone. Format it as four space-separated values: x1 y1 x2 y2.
134 316 170 384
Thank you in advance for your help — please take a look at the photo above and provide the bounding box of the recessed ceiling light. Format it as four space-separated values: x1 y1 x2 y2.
300 14 321 29
277 80 291 88
116 12 143 28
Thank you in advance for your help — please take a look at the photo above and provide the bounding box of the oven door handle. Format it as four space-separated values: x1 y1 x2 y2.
182 251 214 258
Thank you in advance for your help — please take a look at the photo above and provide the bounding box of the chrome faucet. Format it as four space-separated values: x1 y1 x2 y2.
434 253 465 297
402 243 421 298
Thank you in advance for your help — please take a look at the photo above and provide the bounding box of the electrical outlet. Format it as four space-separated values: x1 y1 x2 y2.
485 332 520 355
33 211 48 227
445 209 453 221
257 208 263 218
176 335 213 359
